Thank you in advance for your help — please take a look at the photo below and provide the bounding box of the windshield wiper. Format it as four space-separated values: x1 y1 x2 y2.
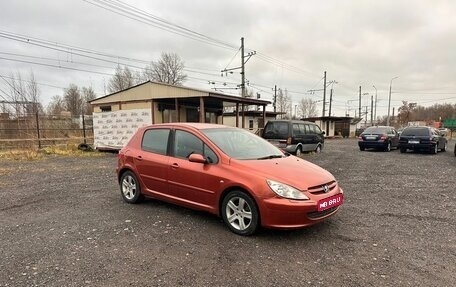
257 155 284 160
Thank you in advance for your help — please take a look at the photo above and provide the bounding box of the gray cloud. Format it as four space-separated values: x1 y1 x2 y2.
1 0 455 117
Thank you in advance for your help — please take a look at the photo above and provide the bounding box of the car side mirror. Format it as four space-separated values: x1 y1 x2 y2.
188 153 207 164
321 131 325 135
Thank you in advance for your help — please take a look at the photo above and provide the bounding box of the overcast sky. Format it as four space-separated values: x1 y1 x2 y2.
1 0 455 118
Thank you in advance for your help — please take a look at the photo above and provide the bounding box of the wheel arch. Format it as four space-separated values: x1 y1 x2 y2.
118 167 137 184
218 186 262 223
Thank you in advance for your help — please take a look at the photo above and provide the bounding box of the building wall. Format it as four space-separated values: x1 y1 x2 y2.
224 116 275 132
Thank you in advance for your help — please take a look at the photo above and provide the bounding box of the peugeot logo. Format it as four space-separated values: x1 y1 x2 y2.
322 185 330 193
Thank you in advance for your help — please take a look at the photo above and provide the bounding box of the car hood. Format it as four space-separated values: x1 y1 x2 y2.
230 156 335 190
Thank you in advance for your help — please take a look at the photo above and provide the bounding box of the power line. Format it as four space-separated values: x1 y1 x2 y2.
0 56 242 96
82 0 238 51
81 0 321 79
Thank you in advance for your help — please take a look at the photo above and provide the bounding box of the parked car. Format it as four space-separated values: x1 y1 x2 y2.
398 126 447 154
261 120 325 156
358 126 399 151
117 123 343 236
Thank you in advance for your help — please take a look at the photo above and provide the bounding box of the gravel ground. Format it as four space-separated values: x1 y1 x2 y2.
0 139 455 287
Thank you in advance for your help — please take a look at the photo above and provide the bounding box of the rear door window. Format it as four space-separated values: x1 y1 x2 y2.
304 124 311 134
142 129 170 155
292 124 300 136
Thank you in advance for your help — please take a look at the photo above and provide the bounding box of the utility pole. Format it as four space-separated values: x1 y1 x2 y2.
221 37 255 98
392 107 395 126
329 88 333 117
387 76 399 126
322 71 327 117
370 95 374 126
220 37 256 128
372 85 377 125
241 37 245 98
364 106 368 126
273 85 277 112
358 86 362 120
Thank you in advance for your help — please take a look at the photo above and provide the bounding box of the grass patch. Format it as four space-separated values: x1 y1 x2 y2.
0 144 102 161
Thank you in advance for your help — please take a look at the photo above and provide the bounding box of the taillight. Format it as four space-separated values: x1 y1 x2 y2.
287 137 292 145
380 134 387 140
358 136 363 141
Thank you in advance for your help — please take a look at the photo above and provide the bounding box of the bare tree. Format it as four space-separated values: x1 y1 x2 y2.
25 71 41 114
397 101 417 126
47 95 66 116
108 65 138 93
64 84 83 116
143 52 187 85
82 86 96 115
276 88 292 119
298 98 318 119
6 71 43 116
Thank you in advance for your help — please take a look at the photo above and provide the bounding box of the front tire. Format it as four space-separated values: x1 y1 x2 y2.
120 171 143 204
295 146 302 157
221 190 259 236
315 144 322 153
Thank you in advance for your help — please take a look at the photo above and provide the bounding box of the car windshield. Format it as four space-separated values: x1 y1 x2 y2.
401 128 430 136
363 127 389 134
202 128 285 160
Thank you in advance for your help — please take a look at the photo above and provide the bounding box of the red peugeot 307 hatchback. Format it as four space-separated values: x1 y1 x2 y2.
116 123 343 235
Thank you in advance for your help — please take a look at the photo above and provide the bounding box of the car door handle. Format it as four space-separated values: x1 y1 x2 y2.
171 163 179 169
136 155 142 161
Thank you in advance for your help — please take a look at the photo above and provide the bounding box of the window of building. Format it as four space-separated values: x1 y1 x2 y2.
249 119 254 129
100 106 112 112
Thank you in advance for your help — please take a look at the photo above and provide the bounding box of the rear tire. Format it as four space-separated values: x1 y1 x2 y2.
400 147 406 153
432 143 438 154
441 142 447 152
384 141 391 152
120 171 143 204
359 146 365 151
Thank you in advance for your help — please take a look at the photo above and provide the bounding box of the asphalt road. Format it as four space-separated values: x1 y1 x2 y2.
0 139 455 287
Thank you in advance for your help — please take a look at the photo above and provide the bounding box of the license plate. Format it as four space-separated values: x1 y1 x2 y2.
317 193 343 212
365 136 376 140
409 140 420 144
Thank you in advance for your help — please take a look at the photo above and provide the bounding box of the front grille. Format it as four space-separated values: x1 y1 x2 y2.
308 181 337 194
307 206 339 219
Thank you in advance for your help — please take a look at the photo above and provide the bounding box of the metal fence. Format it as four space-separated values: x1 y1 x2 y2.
0 112 93 149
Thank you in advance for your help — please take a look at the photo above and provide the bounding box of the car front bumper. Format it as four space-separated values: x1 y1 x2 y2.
258 188 344 229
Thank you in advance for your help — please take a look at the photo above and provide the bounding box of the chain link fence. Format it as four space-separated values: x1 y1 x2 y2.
0 112 93 150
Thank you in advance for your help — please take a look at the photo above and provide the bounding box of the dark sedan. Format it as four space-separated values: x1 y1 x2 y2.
399 126 447 154
358 126 399 152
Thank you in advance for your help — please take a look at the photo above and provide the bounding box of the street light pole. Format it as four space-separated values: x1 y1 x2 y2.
387 77 398 126
372 85 377 125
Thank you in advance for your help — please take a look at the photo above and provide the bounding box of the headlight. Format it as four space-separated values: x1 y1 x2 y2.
267 180 309 200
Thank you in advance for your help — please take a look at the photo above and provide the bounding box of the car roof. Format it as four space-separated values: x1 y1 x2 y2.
365 125 393 129
404 126 430 129
142 122 230 130
267 120 316 124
